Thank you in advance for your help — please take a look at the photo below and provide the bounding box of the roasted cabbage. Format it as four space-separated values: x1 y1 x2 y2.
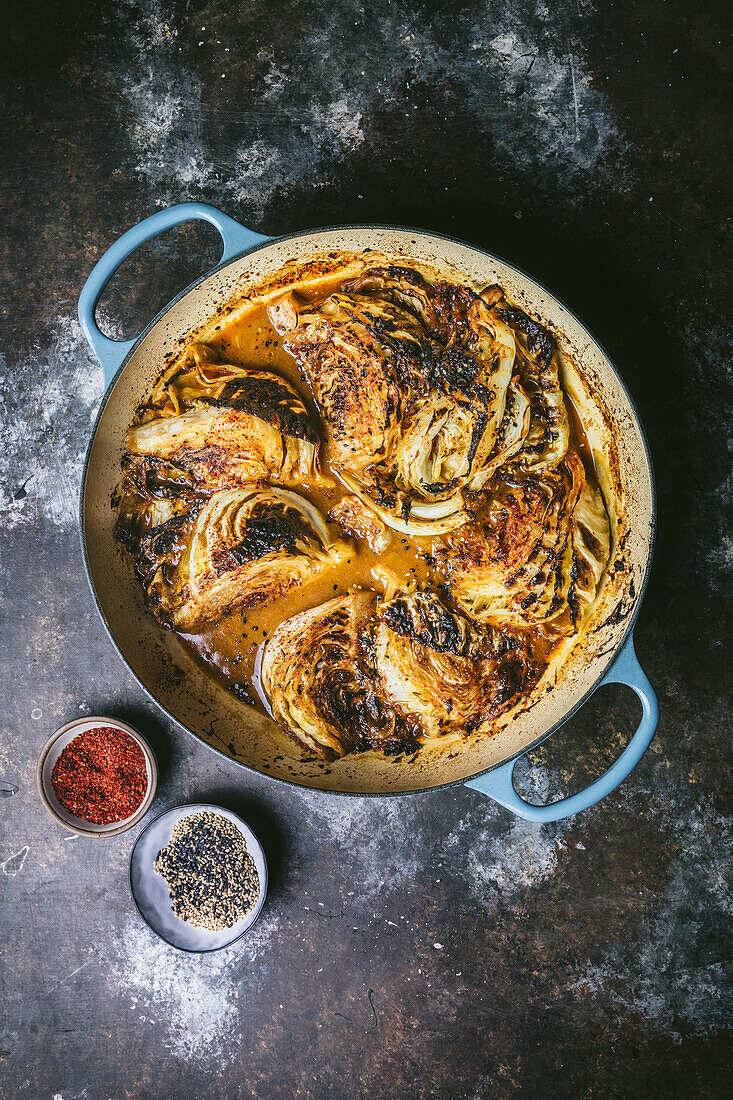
282 267 573 535
374 590 539 738
144 486 349 631
284 267 519 533
261 587 539 758
435 451 610 633
117 264 613 763
127 343 323 490
260 590 418 759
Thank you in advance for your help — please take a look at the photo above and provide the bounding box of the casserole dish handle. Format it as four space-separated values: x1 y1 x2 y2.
465 632 658 821
78 203 271 385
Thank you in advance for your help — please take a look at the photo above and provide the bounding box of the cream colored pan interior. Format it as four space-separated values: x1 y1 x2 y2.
81 227 653 794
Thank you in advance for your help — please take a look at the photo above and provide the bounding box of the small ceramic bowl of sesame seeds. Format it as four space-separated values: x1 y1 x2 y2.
129 803 268 951
36 717 158 838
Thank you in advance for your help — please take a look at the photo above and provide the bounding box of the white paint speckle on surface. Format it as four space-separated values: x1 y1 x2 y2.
109 3 215 199
119 72 215 195
0 315 104 533
292 792 420 896
307 97 365 153
258 46 288 98
567 785 733 1039
446 762 570 900
103 0 629 228
467 817 566 894
2 846 29 877
469 22 627 180
225 140 286 217
707 533 733 585
106 912 280 1065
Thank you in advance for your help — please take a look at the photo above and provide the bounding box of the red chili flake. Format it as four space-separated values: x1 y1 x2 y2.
51 726 148 824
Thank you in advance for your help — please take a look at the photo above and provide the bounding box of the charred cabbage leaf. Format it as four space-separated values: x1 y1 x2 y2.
260 590 418 760
145 486 349 631
435 452 610 634
482 287 570 473
127 343 323 490
284 267 519 533
283 267 570 534
373 590 539 738
261 588 539 759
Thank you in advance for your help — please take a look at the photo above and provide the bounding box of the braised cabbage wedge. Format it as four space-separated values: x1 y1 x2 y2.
145 486 349 631
435 451 610 633
284 266 520 534
260 590 419 760
374 590 539 738
127 343 324 490
261 588 540 758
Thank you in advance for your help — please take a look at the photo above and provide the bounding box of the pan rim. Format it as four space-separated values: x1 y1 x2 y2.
79 221 657 799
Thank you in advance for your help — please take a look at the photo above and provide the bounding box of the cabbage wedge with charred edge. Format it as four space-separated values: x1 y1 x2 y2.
126 343 325 491
261 588 540 760
260 590 419 760
373 590 539 738
481 285 570 473
142 486 350 632
282 266 573 536
282 267 517 534
434 451 610 634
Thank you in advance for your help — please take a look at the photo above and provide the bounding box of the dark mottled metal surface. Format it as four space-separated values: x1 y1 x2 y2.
1 1 731 1096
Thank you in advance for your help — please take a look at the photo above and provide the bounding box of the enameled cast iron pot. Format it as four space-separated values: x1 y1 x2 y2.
78 203 658 820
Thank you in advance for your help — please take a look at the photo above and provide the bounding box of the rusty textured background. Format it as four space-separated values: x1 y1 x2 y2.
1 1 731 1097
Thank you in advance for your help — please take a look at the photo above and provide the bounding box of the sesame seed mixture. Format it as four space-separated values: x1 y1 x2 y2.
154 811 260 931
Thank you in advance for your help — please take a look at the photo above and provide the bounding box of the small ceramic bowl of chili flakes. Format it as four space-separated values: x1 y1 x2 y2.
36 717 158 837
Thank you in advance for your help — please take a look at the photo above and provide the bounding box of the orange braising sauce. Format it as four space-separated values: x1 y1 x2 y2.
135 275 595 717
